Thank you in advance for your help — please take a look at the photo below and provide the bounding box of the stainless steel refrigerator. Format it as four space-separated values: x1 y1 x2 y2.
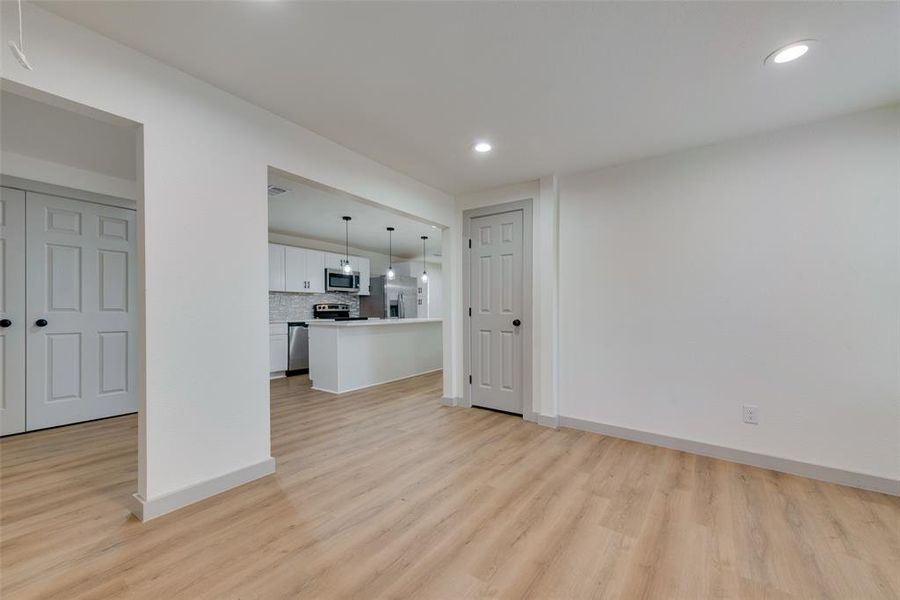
360 275 418 319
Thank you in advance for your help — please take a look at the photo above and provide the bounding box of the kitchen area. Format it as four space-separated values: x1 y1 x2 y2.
267 171 443 393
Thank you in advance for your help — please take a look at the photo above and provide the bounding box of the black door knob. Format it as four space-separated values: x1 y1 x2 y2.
35 319 48 327
512 319 521 327
0 319 11 328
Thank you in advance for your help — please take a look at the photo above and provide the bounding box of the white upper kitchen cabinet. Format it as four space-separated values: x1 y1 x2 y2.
277 247 363 293
324 251 345 271
268 244 286 291
284 246 327 292
305 249 325 293
357 256 370 295
283 245 307 292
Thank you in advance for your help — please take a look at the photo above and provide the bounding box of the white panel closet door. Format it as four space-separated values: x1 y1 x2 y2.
0 187 26 435
26 193 137 430
470 210 524 414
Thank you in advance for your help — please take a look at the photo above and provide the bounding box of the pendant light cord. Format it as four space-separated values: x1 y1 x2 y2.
16 0 25 51
422 237 427 275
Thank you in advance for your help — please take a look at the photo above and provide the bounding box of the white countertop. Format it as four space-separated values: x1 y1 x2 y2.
308 318 442 328
270 319 335 324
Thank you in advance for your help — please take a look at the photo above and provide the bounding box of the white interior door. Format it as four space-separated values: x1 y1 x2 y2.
1 187 26 435
470 210 524 414
26 193 137 431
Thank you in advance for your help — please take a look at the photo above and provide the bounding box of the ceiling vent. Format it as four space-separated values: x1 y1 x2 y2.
267 185 287 196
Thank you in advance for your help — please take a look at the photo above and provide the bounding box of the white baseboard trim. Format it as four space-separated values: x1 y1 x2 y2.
311 368 442 395
440 396 462 407
537 414 559 429
269 371 285 380
131 457 276 522
558 416 899 496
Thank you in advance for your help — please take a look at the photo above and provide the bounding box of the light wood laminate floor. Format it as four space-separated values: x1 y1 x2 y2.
1 372 898 599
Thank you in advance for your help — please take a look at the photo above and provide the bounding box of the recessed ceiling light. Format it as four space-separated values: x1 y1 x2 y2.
474 142 492 153
765 40 815 65
431 225 439 230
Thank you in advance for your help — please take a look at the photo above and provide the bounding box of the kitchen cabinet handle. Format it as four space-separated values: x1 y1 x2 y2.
512 319 521 327
35 319 48 327
0 319 11 328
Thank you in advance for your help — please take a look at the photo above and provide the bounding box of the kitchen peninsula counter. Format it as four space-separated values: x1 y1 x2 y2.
308 318 442 393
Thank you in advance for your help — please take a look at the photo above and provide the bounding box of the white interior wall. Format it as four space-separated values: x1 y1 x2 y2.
390 260 442 318
558 105 900 481
392 259 440 278
0 90 139 200
1 3 456 516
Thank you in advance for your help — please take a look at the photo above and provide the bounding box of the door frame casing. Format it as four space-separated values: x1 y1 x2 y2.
463 199 534 420
0 187 27 434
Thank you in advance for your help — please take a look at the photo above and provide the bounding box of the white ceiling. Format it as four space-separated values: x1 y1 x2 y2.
40 1 900 194
268 172 442 260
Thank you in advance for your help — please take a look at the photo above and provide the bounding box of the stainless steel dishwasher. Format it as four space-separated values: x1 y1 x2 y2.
287 322 309 375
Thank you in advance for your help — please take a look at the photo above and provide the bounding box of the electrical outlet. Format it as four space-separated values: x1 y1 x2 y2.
742 404 759 425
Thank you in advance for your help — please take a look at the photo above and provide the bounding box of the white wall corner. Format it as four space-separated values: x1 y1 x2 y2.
537 175 560 419
442 230 461 401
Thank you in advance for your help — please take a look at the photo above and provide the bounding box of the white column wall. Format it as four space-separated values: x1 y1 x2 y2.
1 3 457 508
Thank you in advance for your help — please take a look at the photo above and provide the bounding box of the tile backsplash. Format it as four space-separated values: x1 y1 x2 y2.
269 292 359 322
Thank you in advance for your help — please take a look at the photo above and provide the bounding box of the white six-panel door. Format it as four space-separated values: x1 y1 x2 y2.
25 193 137 431
0 188 27 435
470 210 524 414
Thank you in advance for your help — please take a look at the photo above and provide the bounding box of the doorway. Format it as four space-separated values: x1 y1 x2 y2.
0 86 141 436
463 200 533 416
1 186 138 434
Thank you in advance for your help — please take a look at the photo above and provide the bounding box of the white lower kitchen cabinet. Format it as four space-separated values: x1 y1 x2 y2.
269 323 288 377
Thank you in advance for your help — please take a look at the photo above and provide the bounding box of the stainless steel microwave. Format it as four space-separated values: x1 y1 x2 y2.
325 268 360 293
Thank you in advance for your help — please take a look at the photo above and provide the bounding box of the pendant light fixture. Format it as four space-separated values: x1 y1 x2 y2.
8 0 33 71
386 227 396 280
341 216 353 274
420 236 429 283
